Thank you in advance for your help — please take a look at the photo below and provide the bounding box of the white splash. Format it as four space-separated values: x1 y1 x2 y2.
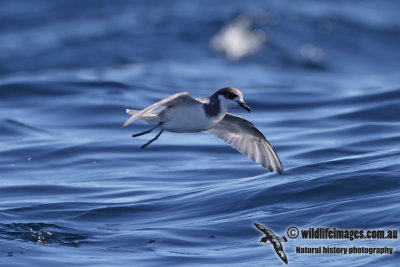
210 15 266 60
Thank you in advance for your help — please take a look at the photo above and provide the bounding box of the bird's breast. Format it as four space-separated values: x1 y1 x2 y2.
159 104 224 133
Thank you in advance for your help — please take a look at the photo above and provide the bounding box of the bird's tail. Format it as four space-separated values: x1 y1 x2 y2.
126 109 139 116
123 109 160 127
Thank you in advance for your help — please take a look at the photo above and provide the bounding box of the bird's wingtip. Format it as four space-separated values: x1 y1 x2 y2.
122 120 131 128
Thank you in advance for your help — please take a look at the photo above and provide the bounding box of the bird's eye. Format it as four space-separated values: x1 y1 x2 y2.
227 93 236 100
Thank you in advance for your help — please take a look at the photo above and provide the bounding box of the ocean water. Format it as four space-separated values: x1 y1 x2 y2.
0 1 399 266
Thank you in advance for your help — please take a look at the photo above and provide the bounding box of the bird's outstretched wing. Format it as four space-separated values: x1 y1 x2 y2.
254 222 271 235
123 92 199 127
206 114 283 174
254 222 278 238
274 246 288 264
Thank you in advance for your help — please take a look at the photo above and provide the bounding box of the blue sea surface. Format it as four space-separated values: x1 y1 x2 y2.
0 1 399 266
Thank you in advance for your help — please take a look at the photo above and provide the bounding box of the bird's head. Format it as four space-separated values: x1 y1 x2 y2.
215 87 250 113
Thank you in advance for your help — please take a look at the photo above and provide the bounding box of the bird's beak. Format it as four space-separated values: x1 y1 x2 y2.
238 101 251 113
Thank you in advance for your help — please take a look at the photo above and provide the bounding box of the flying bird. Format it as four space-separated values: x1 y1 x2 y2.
253 222 288 264
123 87 283 174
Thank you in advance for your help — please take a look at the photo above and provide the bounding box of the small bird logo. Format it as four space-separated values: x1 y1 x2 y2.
253 222 288 264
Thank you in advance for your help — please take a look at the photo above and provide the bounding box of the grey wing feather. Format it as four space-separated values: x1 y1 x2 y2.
123 92 198 127
195 96 210 104
206 114 283 174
